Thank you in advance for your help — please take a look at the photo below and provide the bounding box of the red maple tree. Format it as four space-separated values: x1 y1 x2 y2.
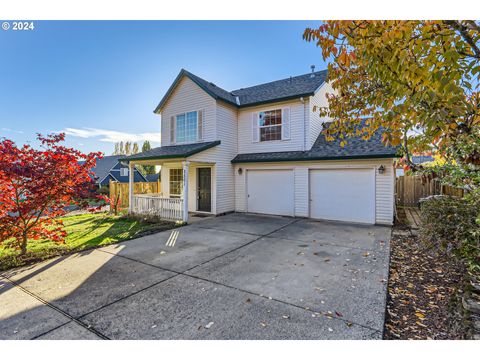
0 133 106 255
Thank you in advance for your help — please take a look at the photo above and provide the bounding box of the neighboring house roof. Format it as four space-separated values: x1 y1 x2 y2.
145 173 160 182
231 126 399 163
99 173 118 186
90 155 123 183
412 155 434 164
90 155 147 184
120 141 221 162
154 69 328 112
109 171 147 184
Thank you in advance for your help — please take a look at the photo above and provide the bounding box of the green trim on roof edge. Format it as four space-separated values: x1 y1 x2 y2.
120 141 221 162
231 153 400 164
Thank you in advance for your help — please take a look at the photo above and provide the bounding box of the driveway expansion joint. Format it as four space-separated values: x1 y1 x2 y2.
94 217 381 333
2 215 389 339
0 274 110 340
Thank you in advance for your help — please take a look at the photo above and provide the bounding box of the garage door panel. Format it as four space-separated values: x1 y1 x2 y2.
247 170 294 217
309 169 375 224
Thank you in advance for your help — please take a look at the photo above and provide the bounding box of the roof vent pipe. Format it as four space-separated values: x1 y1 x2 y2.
310 65 315 78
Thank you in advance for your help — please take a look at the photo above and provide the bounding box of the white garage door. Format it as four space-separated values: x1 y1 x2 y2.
309 168 375 224
247 170 294 216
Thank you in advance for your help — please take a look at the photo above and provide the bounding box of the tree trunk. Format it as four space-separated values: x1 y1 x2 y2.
20 233 28 255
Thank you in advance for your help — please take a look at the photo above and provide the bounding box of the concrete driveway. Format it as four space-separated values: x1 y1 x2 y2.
0 213 391 340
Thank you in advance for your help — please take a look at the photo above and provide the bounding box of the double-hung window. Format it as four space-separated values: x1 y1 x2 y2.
175 111 198 143
169 169 183 198
259 109 282 141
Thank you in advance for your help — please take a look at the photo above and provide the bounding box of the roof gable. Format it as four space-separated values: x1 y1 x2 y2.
91 155 147 183
90 155 123 182
154 69 238 113
153 69 328 113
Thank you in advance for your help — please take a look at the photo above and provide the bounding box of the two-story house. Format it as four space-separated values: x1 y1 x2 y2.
121 68 398 224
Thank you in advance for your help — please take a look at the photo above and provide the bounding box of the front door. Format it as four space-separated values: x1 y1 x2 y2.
197 168 211 212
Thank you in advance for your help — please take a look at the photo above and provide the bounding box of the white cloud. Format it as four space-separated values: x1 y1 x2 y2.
62 127 161 144
1 127 24 134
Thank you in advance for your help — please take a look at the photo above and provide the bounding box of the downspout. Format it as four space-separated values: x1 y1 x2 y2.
300 97 306 151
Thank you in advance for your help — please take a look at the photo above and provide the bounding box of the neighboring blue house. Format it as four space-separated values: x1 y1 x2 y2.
91 155 148 187
145 173 161 183
396 155 434 177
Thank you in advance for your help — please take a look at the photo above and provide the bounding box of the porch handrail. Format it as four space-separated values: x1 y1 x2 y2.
132 194 183 221
135 193 165 197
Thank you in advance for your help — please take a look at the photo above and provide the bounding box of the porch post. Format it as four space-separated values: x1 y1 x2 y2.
182 161 189 223
128 161 134 214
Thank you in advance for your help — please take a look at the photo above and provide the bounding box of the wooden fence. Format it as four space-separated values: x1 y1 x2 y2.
109 180 161 209
395 175 464 206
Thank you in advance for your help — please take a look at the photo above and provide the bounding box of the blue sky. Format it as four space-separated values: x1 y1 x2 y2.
0 21 326 155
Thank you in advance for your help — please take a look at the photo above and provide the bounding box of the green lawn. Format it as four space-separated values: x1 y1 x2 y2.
0 212 177 270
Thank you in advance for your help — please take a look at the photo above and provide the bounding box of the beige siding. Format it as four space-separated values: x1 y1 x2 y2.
294 167 309 217
155 75 393 223
237 99 307 154
307 82 335 150
234 158 395 224
188 102 237 214
160 77 217 146
159 161 216 214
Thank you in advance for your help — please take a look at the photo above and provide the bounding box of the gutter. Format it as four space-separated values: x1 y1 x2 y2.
119 140 221 162
236 92 315 109
231 153 400 164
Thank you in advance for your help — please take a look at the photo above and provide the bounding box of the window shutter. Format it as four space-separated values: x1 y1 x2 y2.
282 107 291 140
252 112 259 143
198 109 204 141
170 116 175 144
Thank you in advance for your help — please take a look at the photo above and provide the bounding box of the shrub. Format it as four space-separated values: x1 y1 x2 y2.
420 195 480 275
97 185 109 195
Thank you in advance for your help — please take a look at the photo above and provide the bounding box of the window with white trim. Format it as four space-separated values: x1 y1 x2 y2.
176 111 198 143
259 109 282 141
120 168 129 177
169 168 183 198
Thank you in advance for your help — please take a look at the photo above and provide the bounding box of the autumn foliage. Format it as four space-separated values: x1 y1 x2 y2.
304 21 480 188
0 133 105 255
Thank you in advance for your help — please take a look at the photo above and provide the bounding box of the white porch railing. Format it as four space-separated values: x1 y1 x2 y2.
132 194 183 221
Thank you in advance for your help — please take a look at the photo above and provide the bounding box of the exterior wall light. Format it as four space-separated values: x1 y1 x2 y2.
238 168 243 175
378 165 385 174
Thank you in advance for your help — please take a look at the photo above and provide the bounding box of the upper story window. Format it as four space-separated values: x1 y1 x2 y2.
252 108 290 143
120 168 129 177
259 109 282 141
171 110 203 144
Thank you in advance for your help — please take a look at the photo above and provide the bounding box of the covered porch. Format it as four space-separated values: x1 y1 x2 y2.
120 141 220 223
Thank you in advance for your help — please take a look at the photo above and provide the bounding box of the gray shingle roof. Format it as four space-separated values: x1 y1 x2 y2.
154 69 328 112
232 70 327 107
87 155 147 183
231 126 399 163
90 155 123 182
186 70 238 105
120 141 221 162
